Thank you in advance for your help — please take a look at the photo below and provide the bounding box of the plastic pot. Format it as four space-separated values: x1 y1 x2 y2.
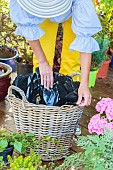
0 62 12 101
89 70 98 88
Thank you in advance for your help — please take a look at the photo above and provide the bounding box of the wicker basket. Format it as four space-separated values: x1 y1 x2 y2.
8 83 83 161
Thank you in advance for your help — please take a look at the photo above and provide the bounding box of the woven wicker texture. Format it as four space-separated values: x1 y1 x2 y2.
8 84 83 161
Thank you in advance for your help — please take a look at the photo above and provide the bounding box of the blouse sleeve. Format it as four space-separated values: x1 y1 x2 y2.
70 0 102 53
9 0 45 40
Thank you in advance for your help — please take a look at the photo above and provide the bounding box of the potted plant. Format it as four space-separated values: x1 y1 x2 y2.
89 36 110 86
15 41 33 76
0 0 19 72
88 36 109 87
0 0 33 74
0 62 12 101
94 1 113 78
0 129 38 164
96 38 111 78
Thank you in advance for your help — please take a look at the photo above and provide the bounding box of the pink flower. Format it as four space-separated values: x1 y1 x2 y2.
105 122 113 130
106 101 113 120
88 98 113 135
88 114 107 135
95 98 113 114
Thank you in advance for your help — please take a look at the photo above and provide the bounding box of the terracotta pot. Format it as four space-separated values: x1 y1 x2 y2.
0 62 12 101
97 60 111 78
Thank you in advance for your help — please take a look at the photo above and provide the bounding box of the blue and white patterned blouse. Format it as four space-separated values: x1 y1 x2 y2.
10 0 102 53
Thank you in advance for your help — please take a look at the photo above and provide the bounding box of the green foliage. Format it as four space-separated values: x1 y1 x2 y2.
8 149 47 170
96 1 113 48
56 130 113 170
97 0 113 14
91 36 110 70
0 156 5 169
0 129 38 154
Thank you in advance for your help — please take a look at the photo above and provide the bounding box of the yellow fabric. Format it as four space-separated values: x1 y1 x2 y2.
33 18 80 81
33 19 58 72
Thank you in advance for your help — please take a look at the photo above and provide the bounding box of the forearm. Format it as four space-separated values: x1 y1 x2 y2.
28 39 53 89
80 52 91 86
28 40 48 64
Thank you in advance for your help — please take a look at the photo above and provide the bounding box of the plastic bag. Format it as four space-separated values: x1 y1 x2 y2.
13 68 80 106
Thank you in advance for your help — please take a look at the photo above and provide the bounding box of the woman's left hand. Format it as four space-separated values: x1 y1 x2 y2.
76 84 92 106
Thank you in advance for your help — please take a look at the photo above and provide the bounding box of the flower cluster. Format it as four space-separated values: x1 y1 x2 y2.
88 98 113 135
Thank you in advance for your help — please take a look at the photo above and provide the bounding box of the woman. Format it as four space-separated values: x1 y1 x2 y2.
10 0 102 106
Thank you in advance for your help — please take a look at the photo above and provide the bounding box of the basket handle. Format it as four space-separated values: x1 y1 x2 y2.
69 72 81 78
8 85 27 106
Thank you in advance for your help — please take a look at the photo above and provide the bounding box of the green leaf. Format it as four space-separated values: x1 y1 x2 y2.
51 138 55 143
0 139 8 151
26 132 35 137
44 136 51 141
14 141 22 153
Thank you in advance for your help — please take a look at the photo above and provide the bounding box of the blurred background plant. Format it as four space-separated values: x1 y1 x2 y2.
90 0 113 71
91 36 110 70
0 0 33 63
95 0 113 49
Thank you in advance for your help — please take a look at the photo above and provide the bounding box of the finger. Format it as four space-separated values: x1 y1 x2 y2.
41 75 44 86
80 95 91 107
88 95 92 105
76 94 83 105
50 72 54 88
83 95 90 106
44 75 47 89
46 74 50 90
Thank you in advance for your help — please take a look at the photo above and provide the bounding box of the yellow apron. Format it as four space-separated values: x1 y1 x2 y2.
33 18 80 81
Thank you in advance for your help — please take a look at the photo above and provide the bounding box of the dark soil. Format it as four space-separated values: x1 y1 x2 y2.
0 46 16 59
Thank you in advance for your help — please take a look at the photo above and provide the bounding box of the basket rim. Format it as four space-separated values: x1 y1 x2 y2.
8 85 83 110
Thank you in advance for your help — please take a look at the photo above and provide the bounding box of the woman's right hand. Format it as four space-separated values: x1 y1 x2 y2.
39 61 53 90
28 40 54 89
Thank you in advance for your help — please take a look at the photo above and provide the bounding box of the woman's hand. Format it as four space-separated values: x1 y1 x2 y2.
39 61 53 89
78 52 92 106
77 84 92 106
28 40 54 89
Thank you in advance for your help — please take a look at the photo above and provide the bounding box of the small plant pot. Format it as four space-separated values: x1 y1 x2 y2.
97 60 111 78
0 46 18 72
0 62 12 101
0 146 14 164
89 70 98 88
15 57 33 76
